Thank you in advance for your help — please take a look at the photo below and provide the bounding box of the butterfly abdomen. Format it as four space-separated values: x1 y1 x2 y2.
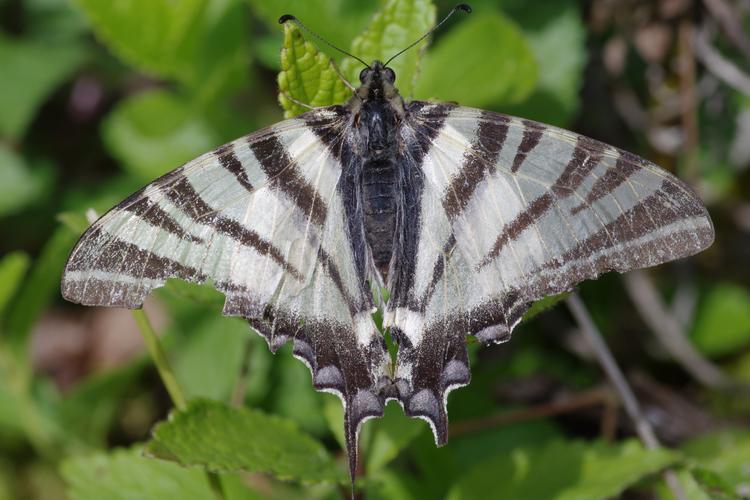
362 157 399 277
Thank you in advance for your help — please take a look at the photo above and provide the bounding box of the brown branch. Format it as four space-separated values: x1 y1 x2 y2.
702 0 750 60
694 26 750 94
678 19 700 184
450 387 617 438
565 294 686 500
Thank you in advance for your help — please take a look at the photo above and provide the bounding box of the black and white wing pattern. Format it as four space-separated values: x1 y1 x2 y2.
61 109 390 475
384 102 714 444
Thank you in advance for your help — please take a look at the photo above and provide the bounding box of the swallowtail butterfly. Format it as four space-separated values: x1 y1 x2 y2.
61 4 714 480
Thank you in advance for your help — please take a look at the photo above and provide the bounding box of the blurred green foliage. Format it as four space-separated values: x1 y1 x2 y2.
1 0 749 498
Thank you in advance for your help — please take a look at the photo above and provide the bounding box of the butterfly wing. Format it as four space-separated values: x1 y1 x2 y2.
386 102 714 444
62 107 390 474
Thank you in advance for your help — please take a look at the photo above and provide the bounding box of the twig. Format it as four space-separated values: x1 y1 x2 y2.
694 27 750 94
702 0 750 60
677 19 700 183
566 294 686 500
622 270 733 389
450 387 617 438
131 309 186 410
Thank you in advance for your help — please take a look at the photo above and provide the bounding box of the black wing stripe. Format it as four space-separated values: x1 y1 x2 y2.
479 135 604 268
249 134 328 228
442 112 509 220
214 144 255 193
510 120 545 173
163 175 305 281
123 196 204 243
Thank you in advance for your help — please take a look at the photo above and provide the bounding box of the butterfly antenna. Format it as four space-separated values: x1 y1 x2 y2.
279 14 371 69
383 3 471 67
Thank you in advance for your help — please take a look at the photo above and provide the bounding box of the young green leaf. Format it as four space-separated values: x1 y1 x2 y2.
447 439 678 500
102 89 220 182
145 399 344 484
277 23 351 118
415 9 537 107
61 447 217 500
0 35 86 139
72 0 247 97
341 0 436 99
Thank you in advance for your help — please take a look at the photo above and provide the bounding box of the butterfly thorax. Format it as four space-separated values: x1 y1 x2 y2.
349 61 406 279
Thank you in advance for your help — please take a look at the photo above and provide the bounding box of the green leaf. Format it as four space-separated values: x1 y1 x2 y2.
523 292 570 322
0 34 86 139
341 0 436 99
173 316 248 401
365 402 423 473
61 447 216 500
73 0 248 97
682 430 750 493
447 439 678 500
415 8 537 107
691 283 750 357
0 252 30 326
277 23 351 118
145 399 344 484
102 89 220 182
0 146 54 217
501 1 586 125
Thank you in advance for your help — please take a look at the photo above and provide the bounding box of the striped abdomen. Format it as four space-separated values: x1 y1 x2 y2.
362 157 399 276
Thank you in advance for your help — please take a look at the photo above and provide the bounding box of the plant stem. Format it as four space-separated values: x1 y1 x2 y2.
131 309 186 410
131 308 226 499
566 293 686 500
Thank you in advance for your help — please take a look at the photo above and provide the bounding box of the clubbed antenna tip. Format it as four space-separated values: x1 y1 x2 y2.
456 4 472 13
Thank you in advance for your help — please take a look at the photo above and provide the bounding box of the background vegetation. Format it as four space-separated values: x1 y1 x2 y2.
1 0 749 498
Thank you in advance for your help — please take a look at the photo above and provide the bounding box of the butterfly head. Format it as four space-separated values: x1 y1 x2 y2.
356 61 399 103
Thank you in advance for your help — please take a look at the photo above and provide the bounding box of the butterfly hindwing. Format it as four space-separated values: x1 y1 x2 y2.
385 103 714 444
62 107 391 474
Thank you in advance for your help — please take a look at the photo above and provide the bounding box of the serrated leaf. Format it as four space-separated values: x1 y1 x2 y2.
145 399 344 484
73 0 247 97
682 430 750 493
415 8 537 107
0 34 86 139
0 146 54 217
691 283 750 357
523 292 570 322
447 439 678 500
0 252 30 326
341 0 436 99
61 447 216 500
277 23 351 118
102 89 220 182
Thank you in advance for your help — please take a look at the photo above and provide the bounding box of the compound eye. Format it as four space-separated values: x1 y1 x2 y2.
359 67 371 83
384 67 396 83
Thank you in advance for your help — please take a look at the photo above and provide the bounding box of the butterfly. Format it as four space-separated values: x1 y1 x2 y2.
61 4 714 481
